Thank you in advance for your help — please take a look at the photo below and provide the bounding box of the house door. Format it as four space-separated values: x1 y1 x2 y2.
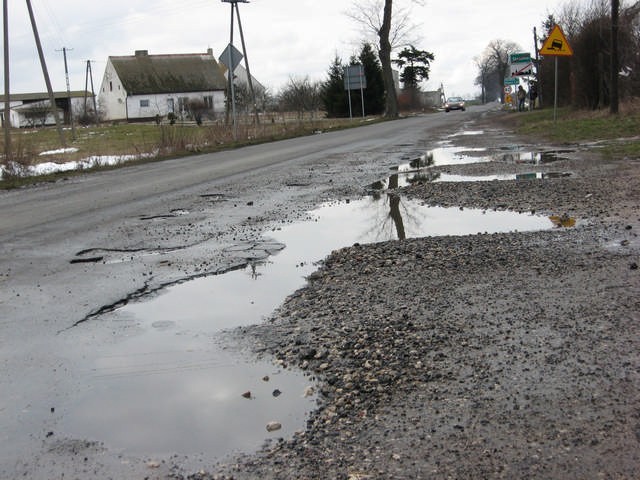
167 98 174 113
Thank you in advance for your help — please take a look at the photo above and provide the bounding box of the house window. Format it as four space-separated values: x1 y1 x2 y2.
109 81 113 92
167 98 174 113
204 96 213 109
178 97 188 113
140 99 150 108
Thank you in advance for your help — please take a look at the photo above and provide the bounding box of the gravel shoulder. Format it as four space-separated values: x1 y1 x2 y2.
211 110 640 479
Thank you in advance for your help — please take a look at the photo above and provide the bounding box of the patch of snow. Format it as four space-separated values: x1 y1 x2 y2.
1 153 154 181
39 147 79 156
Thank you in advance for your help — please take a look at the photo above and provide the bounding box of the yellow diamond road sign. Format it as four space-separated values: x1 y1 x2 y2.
539 25 573 56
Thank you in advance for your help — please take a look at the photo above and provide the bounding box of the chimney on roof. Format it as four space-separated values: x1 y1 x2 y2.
207 48 213 56
135 50 148 57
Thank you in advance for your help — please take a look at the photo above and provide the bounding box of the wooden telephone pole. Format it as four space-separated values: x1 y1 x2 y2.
26 0 65 146
84 60 98 124
57 47 75 139
2 1 67 155
3 0 11 161
610 0 620 114
221 0 259 128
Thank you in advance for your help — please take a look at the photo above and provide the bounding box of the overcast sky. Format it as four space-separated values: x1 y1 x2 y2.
2 0 562 99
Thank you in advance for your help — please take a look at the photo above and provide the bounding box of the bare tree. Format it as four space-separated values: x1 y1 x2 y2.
279 76 322 120
346 0 425 118
474 55 494 104
21 101 53 127
345 0 422 49
482 39 521 103
546 0 639 109
379 0 398 117
187 99 208 125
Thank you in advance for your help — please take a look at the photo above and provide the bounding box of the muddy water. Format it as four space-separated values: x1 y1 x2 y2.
60 194 554 460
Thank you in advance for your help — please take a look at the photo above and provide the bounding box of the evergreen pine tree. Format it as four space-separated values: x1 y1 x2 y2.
359 43 385 115
321 56 348 117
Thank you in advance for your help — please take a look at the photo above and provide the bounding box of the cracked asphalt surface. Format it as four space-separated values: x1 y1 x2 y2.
1 104 639 479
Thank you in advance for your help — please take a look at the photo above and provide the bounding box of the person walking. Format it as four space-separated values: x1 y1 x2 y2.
517 85 527 112
529 82 538 110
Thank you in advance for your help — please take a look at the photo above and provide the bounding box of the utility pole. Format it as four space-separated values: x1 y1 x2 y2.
3 0 11 161
221 0 259 136
57 47 76 139
26 0 66 147
232 1 259 126
610 0 620 114
533 26 542 108
224 0 237 139
84 60 98 124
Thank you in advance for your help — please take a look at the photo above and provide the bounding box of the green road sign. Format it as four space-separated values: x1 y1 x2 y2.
510 52 531 63
504 78 519 85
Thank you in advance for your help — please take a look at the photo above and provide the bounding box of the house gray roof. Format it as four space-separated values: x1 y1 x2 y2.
0 91 93 102
110 50 227 95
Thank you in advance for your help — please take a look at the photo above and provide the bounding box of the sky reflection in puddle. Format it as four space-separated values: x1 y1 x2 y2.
63 257 319 458
372 171 573 189
62 194 553 460
417 146 489 167
382 144 576 188
64 336 312 457
393 146 574 174
272 198 552 247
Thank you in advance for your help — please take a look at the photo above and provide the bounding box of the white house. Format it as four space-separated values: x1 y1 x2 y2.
98 49 227 122
0 91 94 128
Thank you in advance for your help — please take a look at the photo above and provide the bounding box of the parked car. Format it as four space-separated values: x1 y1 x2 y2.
445 97 465 112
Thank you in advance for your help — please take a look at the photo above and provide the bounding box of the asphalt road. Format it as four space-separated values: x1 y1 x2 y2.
1 114 460 236
0 106 491 479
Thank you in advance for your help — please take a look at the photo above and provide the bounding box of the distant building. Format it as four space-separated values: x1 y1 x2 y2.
98 49 227 122
220 63 265 92
0 91 94 128
420 86 446 108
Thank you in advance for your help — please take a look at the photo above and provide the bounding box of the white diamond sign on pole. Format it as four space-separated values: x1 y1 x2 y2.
219 43 243 71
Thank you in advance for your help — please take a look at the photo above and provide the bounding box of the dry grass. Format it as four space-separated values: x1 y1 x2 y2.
515 98 640 142
0 115 375 188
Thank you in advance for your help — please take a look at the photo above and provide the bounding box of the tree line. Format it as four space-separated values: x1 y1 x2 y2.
275 43 433 119
475 0 639 110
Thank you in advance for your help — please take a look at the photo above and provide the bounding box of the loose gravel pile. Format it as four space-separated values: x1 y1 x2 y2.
180 113 640 479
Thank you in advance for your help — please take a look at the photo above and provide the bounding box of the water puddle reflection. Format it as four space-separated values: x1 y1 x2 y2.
447 130 485 137
372 170 572 190
62 193 554 460
496 149 573 164
418 146 489 167
273 198 553 245
380 144 576 188
65 337 313 457
393 146 576 171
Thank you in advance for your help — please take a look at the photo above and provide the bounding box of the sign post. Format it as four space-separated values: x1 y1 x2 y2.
344 65 367 120
539 25 573 122
509 52 533 77
504 77 519 108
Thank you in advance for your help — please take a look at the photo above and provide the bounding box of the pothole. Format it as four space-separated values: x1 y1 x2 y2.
140 209 190 221
379 144 577 189
59 191 558 461
370 171 574 190
495 149 574 164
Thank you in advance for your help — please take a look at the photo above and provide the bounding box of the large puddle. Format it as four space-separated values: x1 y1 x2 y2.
61 190 555 460
376 144 575 189
372 171 573 190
